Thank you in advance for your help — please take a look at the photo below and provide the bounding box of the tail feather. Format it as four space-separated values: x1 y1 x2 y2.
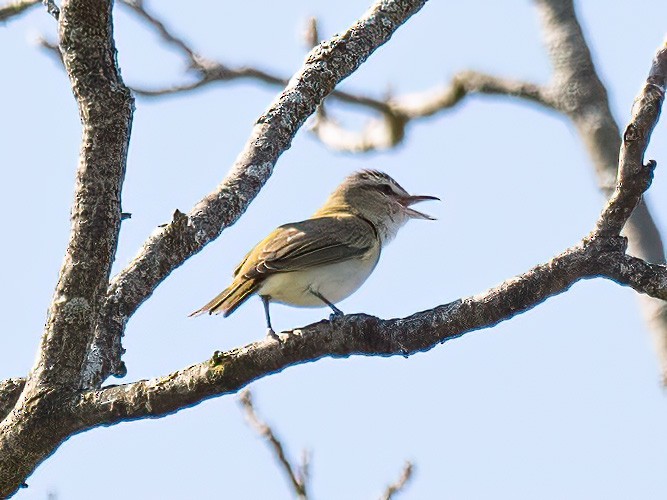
189 279 258 318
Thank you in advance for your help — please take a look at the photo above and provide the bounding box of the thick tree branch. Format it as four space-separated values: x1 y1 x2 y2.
239 390 309 499
85 0 430 387
72 247 662 429
535 0 623 190
31 0 133 390
0 0 133 495
535 0 667 383
68 37 666 437
0 0 38 22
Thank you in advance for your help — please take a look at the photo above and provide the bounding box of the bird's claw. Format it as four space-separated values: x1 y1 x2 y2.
329 311 344 322
266 328 280 341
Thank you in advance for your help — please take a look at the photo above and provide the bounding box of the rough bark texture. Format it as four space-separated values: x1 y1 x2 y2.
0 0 134 495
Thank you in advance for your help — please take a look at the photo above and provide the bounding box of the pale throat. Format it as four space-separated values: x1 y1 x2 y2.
372 209 409 245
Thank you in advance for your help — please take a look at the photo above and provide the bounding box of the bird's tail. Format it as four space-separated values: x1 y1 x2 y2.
189 278 258 318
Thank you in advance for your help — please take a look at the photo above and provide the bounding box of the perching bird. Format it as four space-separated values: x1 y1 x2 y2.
190 170 439 334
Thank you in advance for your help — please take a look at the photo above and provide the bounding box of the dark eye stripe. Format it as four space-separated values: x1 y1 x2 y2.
368 182 394 195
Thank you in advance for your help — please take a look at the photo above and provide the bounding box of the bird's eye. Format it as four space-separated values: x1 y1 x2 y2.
380 184 394 196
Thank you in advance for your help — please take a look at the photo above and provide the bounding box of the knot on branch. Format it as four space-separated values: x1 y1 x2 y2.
623 123 641 142
645 158 658 173
171 208 188 226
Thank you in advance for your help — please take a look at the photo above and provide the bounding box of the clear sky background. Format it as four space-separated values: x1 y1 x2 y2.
2 1 667 498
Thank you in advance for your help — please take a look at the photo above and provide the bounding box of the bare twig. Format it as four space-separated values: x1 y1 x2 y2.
312 70 555 152
42 0 58 19
380 461 414 500
36 36 62 63
0 0 38 22
120 0 197 63
116 0 555 153
299 449 311 491
239 391 308 499
302 17 319 49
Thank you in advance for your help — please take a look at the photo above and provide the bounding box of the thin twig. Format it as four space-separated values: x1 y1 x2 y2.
120 0 197 63
51 0 554 153
380 461 414 500
42 0 58 19
310 71 554 152
302 16 319 49
239 391 308 499
115 0 555 152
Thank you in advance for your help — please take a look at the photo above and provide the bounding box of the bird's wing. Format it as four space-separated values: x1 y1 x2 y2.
235 216 378 279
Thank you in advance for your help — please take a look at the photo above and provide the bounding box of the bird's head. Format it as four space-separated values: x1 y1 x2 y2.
318 170 439 243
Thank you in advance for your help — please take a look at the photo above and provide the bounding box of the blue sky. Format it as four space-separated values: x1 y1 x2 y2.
2 1 667 498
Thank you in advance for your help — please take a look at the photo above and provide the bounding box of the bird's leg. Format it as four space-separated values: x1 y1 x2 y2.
309 289 344 320
261 295 279 340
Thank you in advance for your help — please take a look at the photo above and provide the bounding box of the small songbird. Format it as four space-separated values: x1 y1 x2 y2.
190 170 439 334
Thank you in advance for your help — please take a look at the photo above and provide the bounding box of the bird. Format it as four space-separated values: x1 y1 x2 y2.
189 170 439 335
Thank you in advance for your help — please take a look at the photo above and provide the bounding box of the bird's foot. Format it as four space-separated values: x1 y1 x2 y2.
328 310 344 323
266 328 280 341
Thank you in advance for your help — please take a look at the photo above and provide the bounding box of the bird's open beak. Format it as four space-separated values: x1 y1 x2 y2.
401 194 440 220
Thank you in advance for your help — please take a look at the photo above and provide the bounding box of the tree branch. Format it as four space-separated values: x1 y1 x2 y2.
239 390 309 499
0 0 133 495
380 461 414 500
70 243 597 423
84 0 430 388
535 0 667 383
311 71 555 152
120 0 197 61
32 0 134 390
72 244 656 428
